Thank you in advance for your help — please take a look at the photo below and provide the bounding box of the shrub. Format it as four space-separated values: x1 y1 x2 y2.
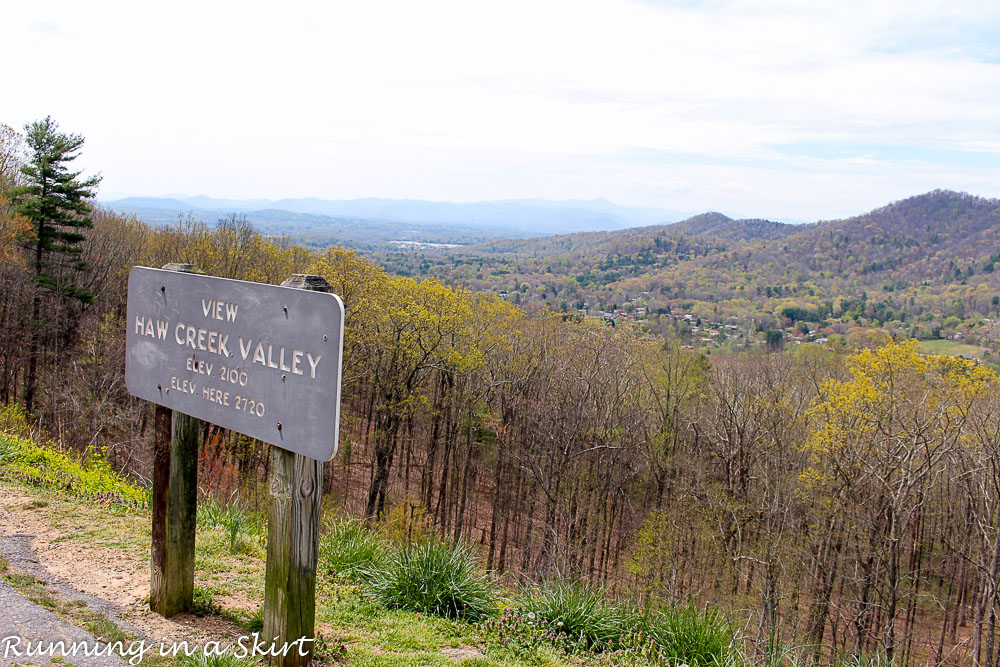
0 402 33 439
384 500 434 544
365 540 496 621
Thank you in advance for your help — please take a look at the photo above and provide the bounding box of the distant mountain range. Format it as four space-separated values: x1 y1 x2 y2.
101 195 696 243
456 189 1000 269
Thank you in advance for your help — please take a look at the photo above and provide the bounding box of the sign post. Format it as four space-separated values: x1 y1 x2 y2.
126 267 344 665
150 263 203 618
262 274 330 667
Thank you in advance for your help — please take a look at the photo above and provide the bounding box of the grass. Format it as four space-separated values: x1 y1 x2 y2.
632 605 734 666
175 653 264 666
197 493 265 555
192 585 224 617
520 581 624 650
917 339 983 358
364 540 498 621
508 582 733 665
319 516 388 581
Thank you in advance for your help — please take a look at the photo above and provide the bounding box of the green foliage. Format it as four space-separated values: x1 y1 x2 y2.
364 540 497 621
0 428 146 508
11 116 101 303
242 606 264 633
630 605 734 666
480 610 579 661
191 586 222 617
515 582 732 665
319 517 388 581
197 493 264 554
779 305 818 322
175 653 262 667
384 501 435 544
520 581 625 650
764 329 784 350
0 402 33 439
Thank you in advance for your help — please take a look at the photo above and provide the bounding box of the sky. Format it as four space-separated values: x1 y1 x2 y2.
7 0 1000 221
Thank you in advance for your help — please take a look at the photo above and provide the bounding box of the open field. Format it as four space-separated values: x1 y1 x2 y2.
917 339 984 358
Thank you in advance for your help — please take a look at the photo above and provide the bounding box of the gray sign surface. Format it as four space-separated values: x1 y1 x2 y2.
125 267 344 460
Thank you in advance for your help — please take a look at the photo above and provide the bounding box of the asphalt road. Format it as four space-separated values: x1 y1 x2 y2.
0 577 128 666
0 534 132 666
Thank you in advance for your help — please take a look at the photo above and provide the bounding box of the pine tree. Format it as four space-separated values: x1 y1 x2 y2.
11 116 101 413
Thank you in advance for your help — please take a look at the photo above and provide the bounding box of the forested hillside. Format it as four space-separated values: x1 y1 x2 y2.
6 121 1000 665
376 190 1000 364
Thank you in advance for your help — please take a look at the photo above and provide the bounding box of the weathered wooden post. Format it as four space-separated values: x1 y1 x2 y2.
125 266 344 664
262 274 330 667
150 263 203 617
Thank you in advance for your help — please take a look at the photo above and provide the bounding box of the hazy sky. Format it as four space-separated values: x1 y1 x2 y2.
7 0 1000 220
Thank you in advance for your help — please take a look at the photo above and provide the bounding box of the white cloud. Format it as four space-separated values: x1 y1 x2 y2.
5 0 1000 220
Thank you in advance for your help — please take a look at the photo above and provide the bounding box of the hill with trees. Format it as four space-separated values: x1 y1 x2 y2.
374 190 1000 363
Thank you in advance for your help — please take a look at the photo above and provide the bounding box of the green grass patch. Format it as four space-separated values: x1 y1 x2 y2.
917 339 983 358
198 493 265 555
175 653 264 666
509 582 734 666
319 516 388 582
192 585 224 617
365 540 498 621
630 605 734 666
2 569 60 610
520 581 623 651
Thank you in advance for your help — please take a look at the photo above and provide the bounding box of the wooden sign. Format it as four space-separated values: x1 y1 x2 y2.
126 267 344 461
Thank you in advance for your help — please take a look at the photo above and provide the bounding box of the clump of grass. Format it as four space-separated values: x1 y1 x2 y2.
176 654 262 666
319 517 387 581
521 581 625 651
365 540 497 621
242 606 264 633
197 493 263 554
0 433 18 463
191 586 222 617
514 581 734 665
630 605 734 666
837 653 904 667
